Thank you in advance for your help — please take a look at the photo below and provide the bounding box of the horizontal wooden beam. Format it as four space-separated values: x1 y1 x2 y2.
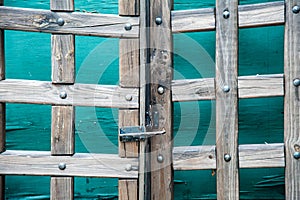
0 79 138 108
173 143 285 170
0 6 139 38
172 1 284 33
0 150 138 178
0 2 284 36
172 74 284 102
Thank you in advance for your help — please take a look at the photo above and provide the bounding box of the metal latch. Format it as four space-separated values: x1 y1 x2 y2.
120 126 165 142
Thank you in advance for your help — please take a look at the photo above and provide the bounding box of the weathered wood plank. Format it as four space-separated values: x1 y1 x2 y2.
172 74 283 101
172 2 284 33
284 1 300 199
119 179 138 200
149 0 173 199
119 39 140 88
0 79 139 108
51 106 74 155
51 0 74 11
173 143 285 170
51 34 75 83
51 177 74 199
119 0 139 16
215 0 239 199
0 150 138 178
0 6 139 38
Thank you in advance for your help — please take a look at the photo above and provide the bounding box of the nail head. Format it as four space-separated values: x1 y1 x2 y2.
293 78 300 87
59 91 67 99
157 86 164 95
58 163 66 170
157 154 164 163
125 94 133 101
223 85 230 93
57 18 65 26
125 164 132 171
294 152 300 159
124 23 132 31
224 154 231 162
223 10 230 19
155 17 162 25
292 5 300 14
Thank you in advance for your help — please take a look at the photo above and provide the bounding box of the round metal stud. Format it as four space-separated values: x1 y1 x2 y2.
223 10 230 19
157 154 164 163
224 154 231 162
157 86 164 95
58 163 66 170
57 18 65 26
155 17 162 25
59 91 67 99
125 94 133 101
293 78 300 87
223 85 230 93
124 23 132 31
294 152 300 159
292 5 300 14
125 164 132 171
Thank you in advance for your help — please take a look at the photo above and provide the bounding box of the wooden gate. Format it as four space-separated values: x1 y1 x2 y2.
0 0 299 199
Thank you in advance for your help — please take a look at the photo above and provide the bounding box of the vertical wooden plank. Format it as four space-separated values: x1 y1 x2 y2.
215 0 239 199
118 0 140 199
149 0 173 199
51 34 75 84
119 0 139 16
0 0 5 197
119 179 138 200
50 1 75 199
284 1 300 199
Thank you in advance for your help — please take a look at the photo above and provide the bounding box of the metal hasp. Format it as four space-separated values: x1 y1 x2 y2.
119 126 166 142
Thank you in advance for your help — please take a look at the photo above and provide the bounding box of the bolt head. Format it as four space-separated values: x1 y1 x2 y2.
157 154 164 163
223 85 230 93
124 23 132 31
157 86 164 95
293 79 300 87
292 5 300 14
224 154 231 162
59 91 67 99
155 17 162 25
57 18 65 26
58 163 66 170
125 94 132 101
125 164 132 171
294 152 300 159
223 10 230 19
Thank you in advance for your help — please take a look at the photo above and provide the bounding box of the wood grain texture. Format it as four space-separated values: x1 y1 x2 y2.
119 179 138 200
0 6 139 38
0 150 138 178
173 143 284 170
0 79 139 108
149 0 173 199
51 106 74 155
51 34 75 83
51 0 74 11
51 177 74 199
119 39 140 88
284 0 300 199
215 0 239 199
119 0 139 16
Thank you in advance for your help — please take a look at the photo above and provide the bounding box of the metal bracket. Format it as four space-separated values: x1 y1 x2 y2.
120 126 165 142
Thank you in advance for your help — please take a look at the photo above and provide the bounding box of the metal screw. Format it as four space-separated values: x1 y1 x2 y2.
292 5 300 14
293 78 300 87
294 152 300 159
59 91 67 99
124 23 132 31
157 86 164 95
58 163 66 170
157 154 164 163
224 154 231 162
125 164 132 171
125 94 132 101
223 85 230 93
223 10 230 19
155 17 162 25
57 18 65 26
